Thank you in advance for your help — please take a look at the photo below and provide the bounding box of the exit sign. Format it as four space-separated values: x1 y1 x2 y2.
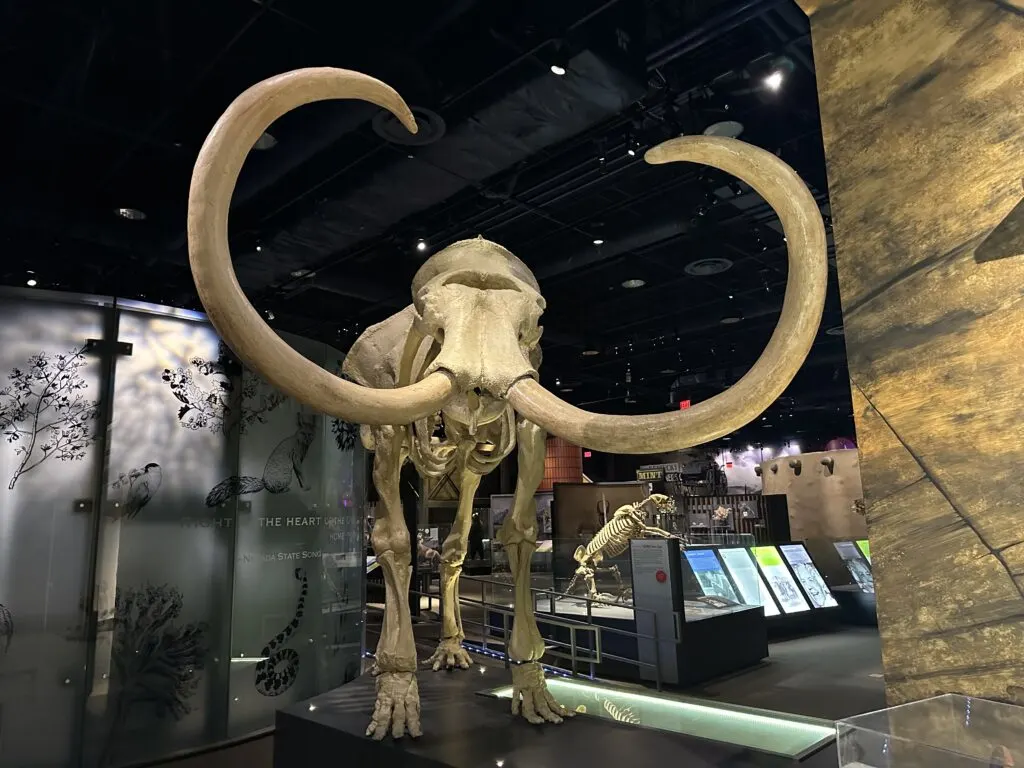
679 399 691 410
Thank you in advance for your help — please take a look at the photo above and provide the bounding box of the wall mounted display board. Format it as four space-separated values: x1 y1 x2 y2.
856 539 871 563
833 540 874 593
718 547 781 617
779 544 839 609
751 546 811 614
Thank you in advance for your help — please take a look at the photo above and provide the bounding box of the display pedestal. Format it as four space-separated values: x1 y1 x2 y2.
274 667 836 767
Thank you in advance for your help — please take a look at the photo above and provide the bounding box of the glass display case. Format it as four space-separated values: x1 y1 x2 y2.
837 694 1024 767
488 678 834 759
834 540 875 592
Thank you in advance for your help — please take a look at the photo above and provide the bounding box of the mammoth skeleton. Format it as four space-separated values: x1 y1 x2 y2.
187 67 827 740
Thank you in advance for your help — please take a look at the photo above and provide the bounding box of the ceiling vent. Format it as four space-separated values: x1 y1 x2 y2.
372 106 447 146
684 257 733 276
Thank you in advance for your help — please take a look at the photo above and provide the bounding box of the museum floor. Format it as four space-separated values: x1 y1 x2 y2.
170 624 883 767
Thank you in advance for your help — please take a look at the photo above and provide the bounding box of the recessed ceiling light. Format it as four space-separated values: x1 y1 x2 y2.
720 315 742 325
621 278 645 289
255 244 263 253
764 71 784 91
684 257 732 276
26 278 37 287
550 64 567 76
703 120 745 139
254 131 277 150
416 239 428 252
116 207 146 221
593 239 604 245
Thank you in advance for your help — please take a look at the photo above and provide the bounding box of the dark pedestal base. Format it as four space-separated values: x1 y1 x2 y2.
275 668 834 768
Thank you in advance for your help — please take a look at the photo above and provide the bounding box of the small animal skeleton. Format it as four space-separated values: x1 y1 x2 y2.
566 494 680 600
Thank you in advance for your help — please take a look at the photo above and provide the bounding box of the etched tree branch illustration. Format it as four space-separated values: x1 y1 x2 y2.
161 341 286 434
0 346 99 490
100 584 209 766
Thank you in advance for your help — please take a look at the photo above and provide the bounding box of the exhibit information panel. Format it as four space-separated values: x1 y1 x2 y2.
718 548 780 617
856 539 871 563
833 541 874 592
684 548 740 602
778 544 838 609
751 546 810 614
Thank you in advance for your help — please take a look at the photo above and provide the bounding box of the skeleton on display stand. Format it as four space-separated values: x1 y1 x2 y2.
565 494 680 602
186 67 827 739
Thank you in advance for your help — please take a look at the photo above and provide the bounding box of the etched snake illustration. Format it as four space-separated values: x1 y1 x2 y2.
254 568 307 696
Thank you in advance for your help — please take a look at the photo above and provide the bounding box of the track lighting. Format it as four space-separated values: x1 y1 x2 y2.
764 71 784 91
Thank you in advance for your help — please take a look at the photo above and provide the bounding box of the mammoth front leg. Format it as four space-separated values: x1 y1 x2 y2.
427 457 481 671
366 426 421 741
496 419 572 725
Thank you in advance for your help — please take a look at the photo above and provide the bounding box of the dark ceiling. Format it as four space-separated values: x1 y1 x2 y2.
0 0 856 451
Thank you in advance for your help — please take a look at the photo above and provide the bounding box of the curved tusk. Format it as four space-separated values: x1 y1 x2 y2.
188 68 452 424
508 135 827 454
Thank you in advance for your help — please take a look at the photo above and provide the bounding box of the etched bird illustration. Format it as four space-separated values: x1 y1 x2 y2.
113 462 163 519
205 414 316 507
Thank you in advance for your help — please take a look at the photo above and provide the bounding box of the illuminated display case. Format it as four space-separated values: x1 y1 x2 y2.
779 544 838 609
856 539 871 563
0 289 366 768
687 544 838 619
837 694 1023 768
834 540 875 592
718 546 781 617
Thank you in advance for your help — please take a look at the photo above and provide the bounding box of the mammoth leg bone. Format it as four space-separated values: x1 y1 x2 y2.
427 446 482 671
496 418 572 725
366 426 421 741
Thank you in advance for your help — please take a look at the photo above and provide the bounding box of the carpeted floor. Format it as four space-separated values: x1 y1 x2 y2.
690 626 886 721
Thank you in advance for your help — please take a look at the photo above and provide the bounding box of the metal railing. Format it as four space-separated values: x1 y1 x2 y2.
367 572 672 690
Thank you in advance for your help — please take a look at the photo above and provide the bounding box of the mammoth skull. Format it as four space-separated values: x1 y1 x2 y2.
187 68 827 455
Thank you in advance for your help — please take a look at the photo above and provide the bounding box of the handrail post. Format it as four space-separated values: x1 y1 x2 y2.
502 613 511 669
570 626 577 678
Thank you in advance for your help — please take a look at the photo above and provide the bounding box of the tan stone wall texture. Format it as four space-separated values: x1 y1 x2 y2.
759 450 866 541
799 0 1024 705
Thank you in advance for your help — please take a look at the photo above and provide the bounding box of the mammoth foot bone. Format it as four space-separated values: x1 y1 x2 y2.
366 671 422 741
509 662 573 725
426 636 472 671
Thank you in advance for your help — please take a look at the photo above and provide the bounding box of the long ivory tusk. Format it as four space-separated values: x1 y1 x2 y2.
508 135 827 454
188 68 452 424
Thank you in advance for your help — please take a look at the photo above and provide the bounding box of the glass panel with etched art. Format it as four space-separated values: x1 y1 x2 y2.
0 297 108 768
79 307 238 767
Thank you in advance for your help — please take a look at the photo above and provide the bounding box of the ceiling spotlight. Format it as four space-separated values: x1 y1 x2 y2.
255 244 263 253
265 310 275 321
764 71 784 91
593 238 604 245
581 344 600 356
253 131 277 150
416 239 428 252
550 64 567 76
549 40 569 76
116 207 146 221
559 387 574 393
728 294 734 299
621 278 646 289
26 278 37 287
290 268 313 279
